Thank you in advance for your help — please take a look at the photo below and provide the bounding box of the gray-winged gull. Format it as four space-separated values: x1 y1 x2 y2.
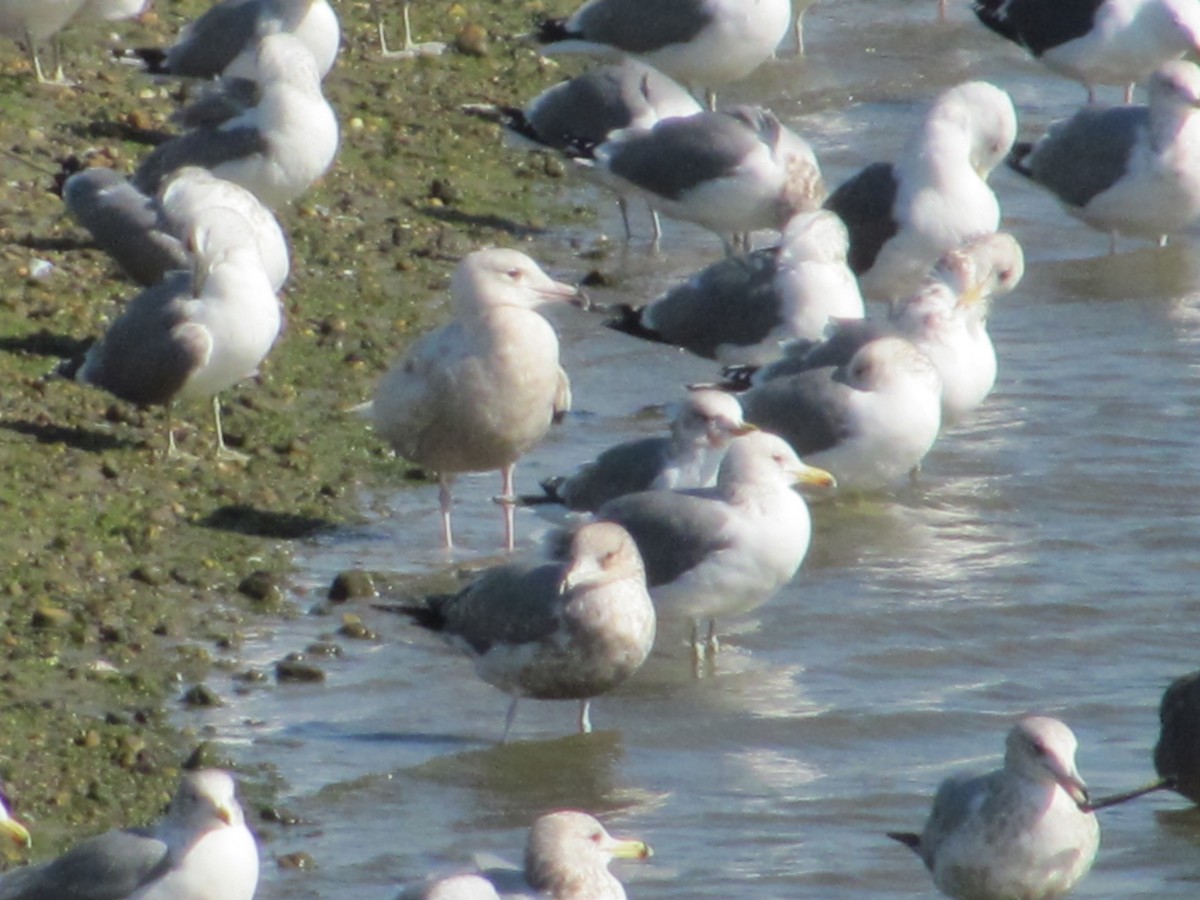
740 336 943 490
400 811 651 900
60 207 283 458
742 232 1024 424
361 248 578 552
972 0 1200 102
132 32 340 208
1007 60 1200 252
535 0 792 108
62 165 289 291
0 769 258 900
385 522 655 741
608 209 863 365
0 793 30 854
128 0 340 79
530 388 752 511
587 105 825 254
889 716 1099 900
497 59 702 239
595 430 834 670
824 81 1015 301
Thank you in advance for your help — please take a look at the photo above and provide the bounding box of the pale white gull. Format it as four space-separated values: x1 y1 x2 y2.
399 811 651 900
132 32 340 208
529 388 752 511
587 105 825 254
60 207 283 458
1007 60 1200 252
595 430 834 670
128 0 339 79
0 769 258 900
824 81 1015 301
607 209 863 365
889 716 1099 900
739 336 943 490
534 0 792 108
384 522 654 741
362 248 578 552
972 0 1200 102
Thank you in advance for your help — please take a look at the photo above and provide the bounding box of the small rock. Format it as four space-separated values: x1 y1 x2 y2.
31 606 72 629
238 571 285 610
454 22 488 56
328 570 375 602
338 614 376 640
275 653 325 684
181 684 222 707
277 851 317 871
130 565 167 586
260 806 309 826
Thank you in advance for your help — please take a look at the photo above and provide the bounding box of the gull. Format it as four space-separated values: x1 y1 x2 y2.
128 0 340 79
400 811 651 900
62 166 289 291
362 249 578 552
1007 60 1200 252
607 209 864 365
586 105 825 254
0 769 258 900
59 207 283 458
825 81 1016 301
972 0 1200 103
740 336 943 490
889 716 1099 900
495 59 702 239
594 430 834 670
529 388 752 511
131 33 340 209
0 0 87 83
741 232 1025 424
534 0 793 109
385 522 655 741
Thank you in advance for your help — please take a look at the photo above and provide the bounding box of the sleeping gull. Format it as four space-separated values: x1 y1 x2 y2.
740 336 943 490
586 105 825 254
495 59 702 239
0 792 30 854
607 209 864 365
0 769 258 900
383 522 655 741
528 388 752 511
62 165 290 291
128 0 340 79
131 32 340 208
972 0 1200 102
534 0 792 108
400 811 651 900
888 716 1099 900
59 207 283 458
1007 60 1200 252
362 248 578 552
824 81 1015 301
739 232 1024 424
594 430 834 670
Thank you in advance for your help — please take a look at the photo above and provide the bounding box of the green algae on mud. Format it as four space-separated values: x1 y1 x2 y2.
0 0 593 860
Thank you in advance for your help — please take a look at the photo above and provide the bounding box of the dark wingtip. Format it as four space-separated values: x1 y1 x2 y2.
517 477 565 507
372 602 444 632
718 365 758 392
886 831 922 852
129 46 170 73
497 105 544 146
534 17 573 45
605 305 666 344
1006 141 1035 178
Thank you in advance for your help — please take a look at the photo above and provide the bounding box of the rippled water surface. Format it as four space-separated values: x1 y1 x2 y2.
201 2 1200 896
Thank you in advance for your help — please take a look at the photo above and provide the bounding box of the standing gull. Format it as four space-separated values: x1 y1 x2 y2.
0 769 258 900
889 716 1099 900
530 388 752 511
131 33 340 208
595 430 834 669
825 81 1016 301
608 209 864 365
1007 60 1200 252
535 0 792 108
362 248 578 552
586 105 825 253
740 336 943 490
59 208 283 458
385 522 655 741
972 0 1200 102
400 811 651 900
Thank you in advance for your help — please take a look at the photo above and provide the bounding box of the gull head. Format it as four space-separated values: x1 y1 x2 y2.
930 232 1025 307
524 811 651 896
674 388 753 449
1006 716 1091 810
452 248 580 316
1150 60 1200 112
833 336 941 396
557 522 646 594
931 81 1016 177
164 769 246 837
716 430 835 493
255 32 322 90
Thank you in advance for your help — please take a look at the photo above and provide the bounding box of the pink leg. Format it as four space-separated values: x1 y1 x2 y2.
500 464 516 552
438 475 454 550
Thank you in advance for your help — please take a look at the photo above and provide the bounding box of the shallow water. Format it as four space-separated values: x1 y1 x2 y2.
199 2 1200 896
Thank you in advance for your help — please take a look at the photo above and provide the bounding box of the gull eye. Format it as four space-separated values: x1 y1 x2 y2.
590 831 604 844
508 268 525 281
